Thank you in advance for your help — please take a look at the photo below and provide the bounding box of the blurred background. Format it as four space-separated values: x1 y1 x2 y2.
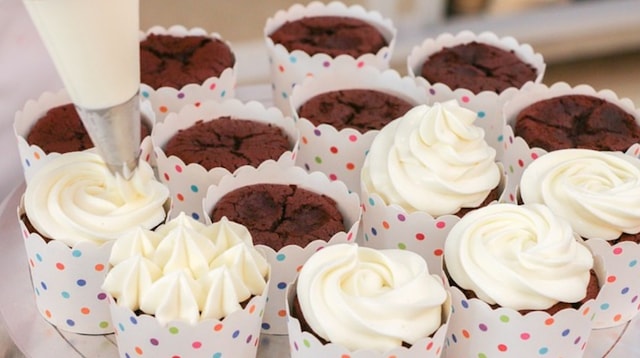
140 0 640 103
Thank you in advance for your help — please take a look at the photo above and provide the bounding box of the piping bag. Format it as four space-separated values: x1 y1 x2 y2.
23 0 141 179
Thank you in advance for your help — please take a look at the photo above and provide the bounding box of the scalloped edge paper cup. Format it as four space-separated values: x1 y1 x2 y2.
140 25 238 122
289 65 428 194
500 122 640 329
203 161 362 334
13 89 156 184
503 81 640 156
152 98 299 222
445 241 604 357
108 279 269 358
17 197 115 334
407 30 546 94
264 1 397 116
285 272 451 358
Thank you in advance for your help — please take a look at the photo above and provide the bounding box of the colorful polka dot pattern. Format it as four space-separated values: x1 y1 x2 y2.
140 67 236 123
360 192 460 273
445 286 595 357
259 231 357 334
109 289 266 358
21 221 114 334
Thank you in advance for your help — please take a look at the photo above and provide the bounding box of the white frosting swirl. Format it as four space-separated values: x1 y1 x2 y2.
23 151 169 246
103 213 269 323
296 244 446 352
520 149 640 240
444 203 594 310
362 101 500 216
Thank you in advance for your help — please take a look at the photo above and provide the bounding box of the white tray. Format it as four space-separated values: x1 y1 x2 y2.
1 85 638 357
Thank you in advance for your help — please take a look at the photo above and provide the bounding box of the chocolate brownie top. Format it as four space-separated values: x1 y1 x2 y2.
420 42 537 94
269 16 387 58
210 183 346 250
163 117 291 172
140 33 235 89
27 103 150 154
297 89 414 132
515 94 640 152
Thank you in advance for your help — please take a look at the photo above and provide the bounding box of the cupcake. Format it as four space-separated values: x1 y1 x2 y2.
264 1 397 115
360 100 504 261
287 243 449 357
139 25 237 122
518 148 640 328
407 31 545 95
203 160 361 334
13 90 156 183
290 65 428 194
504 82 640 153
17 151 169 333
152 98 298 222
104 213 269 358
444 203 599 357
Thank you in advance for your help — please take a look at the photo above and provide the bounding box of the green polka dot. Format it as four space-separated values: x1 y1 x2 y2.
478 353 487 358
303 339 311 348
397 243 407 250
314 156 322 164
99 321 109 328
169 326 180 334
509 165 515 173
500 315 510 323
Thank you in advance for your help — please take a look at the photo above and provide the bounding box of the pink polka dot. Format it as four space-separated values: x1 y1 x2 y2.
613 247 623 255
520 333 530 340
209 83 217 90
461 96 470 103
357 61 365 68
163 172 170 181
531 152 539 160
348 135 358 142
192 341 202 349
329 174 337 181
435 221 446 229
518 159 524 167
55 263 65 270
175 165 183 173
278 65 285 73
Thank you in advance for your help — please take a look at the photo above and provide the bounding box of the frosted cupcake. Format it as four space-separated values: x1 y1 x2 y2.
264 1 396 115
104 213 269 358
287 243 449 357
444 203 599 357
140 25 237 122
360 100 504 261
18 151 169 333
519 148 640 327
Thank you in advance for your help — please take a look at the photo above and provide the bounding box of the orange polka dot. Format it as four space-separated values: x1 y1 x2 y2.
462 329 470 338
341 355 350 358
45 310 52 318
159 106 168 113
214 323 223 331
346 162 355 170
34 152 41 160
607 275 617 283
278 310 287 317
614 314 622 322
249 305 256 314
583 307 590 316
176 193 185 202
382 221 390 229
135 346 143 355
55 262 65 270
302 136 308 145
94 264 105 272
296 265 303 272
81 307 90 315
544 318 555 325
278 65 285 73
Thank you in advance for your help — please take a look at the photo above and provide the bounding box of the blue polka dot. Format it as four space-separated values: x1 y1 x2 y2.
281 92 288 99
232 330 240 339
451 334 457 343
276 254 286 262
600 303 610 310
277 282 287 290
561 329 570 337
129 316 138 325
261 323 270 330
630 259 637 267
72 250 82 258
119 323 125 332
66 319 75 327
368 197 375 206
622 287 630 294
36 253 43 262
221 90 227 98
61 291 70 299
497 134 504 142
477 111 486 118
191 212 200 221
371 227 377 236
25 159 31 167
142 91 149 98
461 300 469 309
190 185 199 193
539 347 549 355
76 279 87 287
213 353 222 358
289 56 297 64
40 282 47 290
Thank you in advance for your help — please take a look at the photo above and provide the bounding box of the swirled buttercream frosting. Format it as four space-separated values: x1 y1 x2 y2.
103 213 269 324
361 100 500 216
296 243 446 352
23 151 169 246
520 149 640 240
444 203 594 310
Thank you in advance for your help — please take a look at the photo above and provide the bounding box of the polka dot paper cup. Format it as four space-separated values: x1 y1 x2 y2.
407 30 546 94
264 1 397 116
445 285 597 358
152 98 299 222
13 89 156 184
108 280 269 358
140 25 237 123
290 64 428 194
502 81 640 156
17 199 115 334
285 274 451 358
203 161 362 334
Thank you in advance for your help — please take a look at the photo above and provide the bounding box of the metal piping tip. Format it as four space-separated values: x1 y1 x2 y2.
75 93 141 180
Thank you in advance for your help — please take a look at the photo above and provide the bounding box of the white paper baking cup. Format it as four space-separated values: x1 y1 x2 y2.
203 161 362 334
286 273 451 358
109 280 268 358
13 89 156 184
289 65 428 194
264 1 397 116
17 199 115 334
152 98 299 222
140 25 237 122
407 30 545 94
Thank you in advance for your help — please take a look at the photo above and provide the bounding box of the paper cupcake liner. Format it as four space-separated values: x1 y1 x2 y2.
17 198 115 334
286 274 451 358
264 1 397 116
13 89 156 184
140 25 238 122
109 282 268 358
503 81 640 156
289 65 428 194
501 121 640 329
152 98 299 222
445 286 597 357
407 30 546 93
203 161 362 334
